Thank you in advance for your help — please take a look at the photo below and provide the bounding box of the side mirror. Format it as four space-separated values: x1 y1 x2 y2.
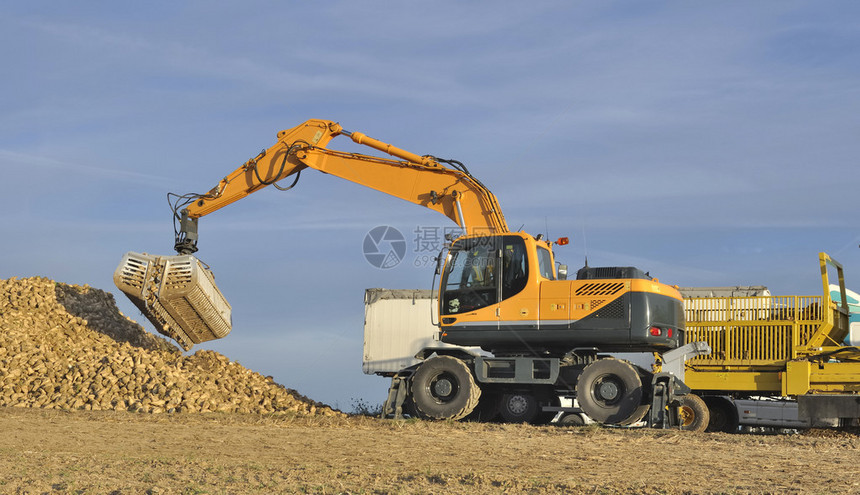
557 264 568 280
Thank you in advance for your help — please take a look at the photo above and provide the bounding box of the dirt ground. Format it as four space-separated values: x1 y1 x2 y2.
0 408 858 494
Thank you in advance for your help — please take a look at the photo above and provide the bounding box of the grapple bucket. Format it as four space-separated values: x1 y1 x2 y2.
113 252 232 350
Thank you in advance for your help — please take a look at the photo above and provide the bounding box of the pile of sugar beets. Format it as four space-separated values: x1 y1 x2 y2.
0 276 343 417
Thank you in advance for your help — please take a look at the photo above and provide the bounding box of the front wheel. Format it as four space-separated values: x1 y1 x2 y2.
678 394 709 432
410 356 480 420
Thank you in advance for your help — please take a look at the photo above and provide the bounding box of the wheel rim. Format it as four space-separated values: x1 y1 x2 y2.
427 372 459 404
506 395 529 415
679 405 695 427
592 374 624 406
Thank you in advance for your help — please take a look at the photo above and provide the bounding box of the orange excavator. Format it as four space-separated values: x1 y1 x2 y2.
115 119 708 427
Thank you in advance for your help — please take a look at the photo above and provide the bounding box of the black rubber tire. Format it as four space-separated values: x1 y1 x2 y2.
498 392 540 424
704 397 739 433
558 413 586 426
619 403 651 426
678 394 709 432
402 396 420 419
410 356 480 420
465 390 501 422
576 358 645 425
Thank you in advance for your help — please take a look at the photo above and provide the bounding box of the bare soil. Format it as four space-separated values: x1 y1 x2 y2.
1 408 858 494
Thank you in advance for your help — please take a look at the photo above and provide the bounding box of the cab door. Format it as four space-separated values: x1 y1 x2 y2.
439 237 501 329
537 244 571 328
497 235 540 329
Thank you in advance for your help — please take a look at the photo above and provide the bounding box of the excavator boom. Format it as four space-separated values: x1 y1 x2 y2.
180 119 507 245
117 119 508 348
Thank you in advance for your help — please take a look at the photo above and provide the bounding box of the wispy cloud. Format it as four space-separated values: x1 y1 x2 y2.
0 149 175 189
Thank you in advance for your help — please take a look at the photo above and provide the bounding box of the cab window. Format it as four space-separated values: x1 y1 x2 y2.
536 246 554 280
440 235 532 314
502 238 528 299
441 239 499 314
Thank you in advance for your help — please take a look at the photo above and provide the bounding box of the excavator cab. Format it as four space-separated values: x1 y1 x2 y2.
440 234 534 317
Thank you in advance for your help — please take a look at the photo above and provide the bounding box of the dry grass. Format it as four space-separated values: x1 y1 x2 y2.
1 407 859 494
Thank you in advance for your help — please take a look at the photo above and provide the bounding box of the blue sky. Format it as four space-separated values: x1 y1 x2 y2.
2 2 859 410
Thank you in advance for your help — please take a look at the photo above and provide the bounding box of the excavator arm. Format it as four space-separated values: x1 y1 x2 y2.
116 119 509 349
173 119 507 254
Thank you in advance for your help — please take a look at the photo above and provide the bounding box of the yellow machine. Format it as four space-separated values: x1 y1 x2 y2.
116 119 701 426
682 253 859 430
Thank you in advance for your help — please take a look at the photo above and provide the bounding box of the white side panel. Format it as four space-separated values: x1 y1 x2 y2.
362 289 483 375
850 322 860 347
363 289 438 374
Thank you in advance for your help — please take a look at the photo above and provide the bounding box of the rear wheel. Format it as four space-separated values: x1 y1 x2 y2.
678 394 709 432
558 413 586 426
576 358 646 425
410 356 480 420
704 397 739 433
498 392 540 424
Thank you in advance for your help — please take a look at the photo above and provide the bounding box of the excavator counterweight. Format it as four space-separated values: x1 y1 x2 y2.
114 252 231 350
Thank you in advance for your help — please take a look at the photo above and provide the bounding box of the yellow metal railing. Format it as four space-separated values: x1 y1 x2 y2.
685 295 823 368
684 252 851 370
